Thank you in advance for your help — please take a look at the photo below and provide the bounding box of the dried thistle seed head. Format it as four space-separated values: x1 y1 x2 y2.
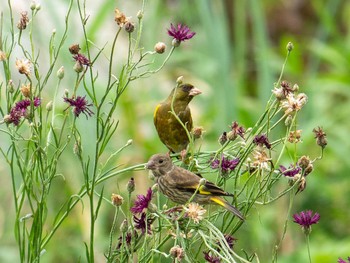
192 126 204 139
20 84 31 97
218 131 227 145
124 21 135 33
17 11 29 30
111 194 124 206
16 59 31 76
0 50 7 61
304 164 313 176
313 127 327 148
298 156 311 169
69 44 80 55
169 245 184 261
114 8 128 26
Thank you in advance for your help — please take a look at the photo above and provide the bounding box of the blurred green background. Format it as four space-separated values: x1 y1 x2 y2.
1 0 350 262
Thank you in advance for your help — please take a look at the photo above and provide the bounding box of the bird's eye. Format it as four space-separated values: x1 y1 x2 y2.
158 159 164 164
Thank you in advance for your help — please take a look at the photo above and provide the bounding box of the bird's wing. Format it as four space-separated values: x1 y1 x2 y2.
169 167 233 196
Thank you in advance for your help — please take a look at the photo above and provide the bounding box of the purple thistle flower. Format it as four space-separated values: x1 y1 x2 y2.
338 257 350 263
64 96 94 118
130 188 153 214
116 232 132 249
253 134 271 149
223 234 236 249
211 156 240 175
279 164 301 177
167 23 195 43
293 210 320 233
6 98 41 126
203 251 221 263
73 53 91 66
133 212 153 235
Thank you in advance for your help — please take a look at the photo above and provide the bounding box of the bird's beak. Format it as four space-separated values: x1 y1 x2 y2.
189 87 202 97
145 161 154 170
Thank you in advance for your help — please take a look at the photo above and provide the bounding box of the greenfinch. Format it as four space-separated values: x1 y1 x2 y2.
145 153 244 220
153 83 201 153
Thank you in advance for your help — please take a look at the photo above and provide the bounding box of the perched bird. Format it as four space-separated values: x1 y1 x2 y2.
153 83 201 153
145 153 244 220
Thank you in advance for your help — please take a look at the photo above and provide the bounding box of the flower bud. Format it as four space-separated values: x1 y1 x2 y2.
176 76 183 84
137 10 143 19
148 203 158 213
64 89 69 97
218 131 227 145
227 130 237 141
151 183 158 193
172 38 181 47
199 178 206 186
7 80 14 93
35 3 41 11
154 42 166 54
46 101 53 111
127 178 135 193
111 193 124 207
30 1 36 10
285 114 293 126
292 84 299 92
57 66 64 79
126 139 133 146
287 42 294 52
73 61 83 73
120 219 128 232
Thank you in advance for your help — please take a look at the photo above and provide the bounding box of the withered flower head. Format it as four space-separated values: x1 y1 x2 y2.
297 155 311 169
20 84 31 98
0 50 7 61
288 129 302 143
111 194 124 207
169 245 185 261
184 203 206 223
312 127 327 148
252 149 272 170
281 93 307 115
69 44 81 55
192 126 205 139
16 59 31 76
115 8 128 27
17 11 29 30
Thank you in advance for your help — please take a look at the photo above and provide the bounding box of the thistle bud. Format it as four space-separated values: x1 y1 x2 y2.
151 183 158 193
73 61 83 73
137 10 143 19
313 127 327 148
154 42 166 54
30 1 36 10
120 219 128 232
148 203 158 213
172 38 181 47
218 132 227 145
176 76 184 84
57 66 64 79
292 84 299 92
64 89 69 97
285 114 293 126
7 80 14 93
287 42 294 52
199 178 206 186
227 130 237 141
127 178 135 193
46 101 53 111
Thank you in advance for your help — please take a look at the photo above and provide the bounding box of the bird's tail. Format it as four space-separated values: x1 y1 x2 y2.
210 197 245 221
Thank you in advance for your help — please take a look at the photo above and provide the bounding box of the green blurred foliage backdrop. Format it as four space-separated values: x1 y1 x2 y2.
1 0 350 262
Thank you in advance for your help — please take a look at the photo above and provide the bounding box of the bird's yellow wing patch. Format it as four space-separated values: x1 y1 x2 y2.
154 104 161 120
198 185 211 195
210 196 226 207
